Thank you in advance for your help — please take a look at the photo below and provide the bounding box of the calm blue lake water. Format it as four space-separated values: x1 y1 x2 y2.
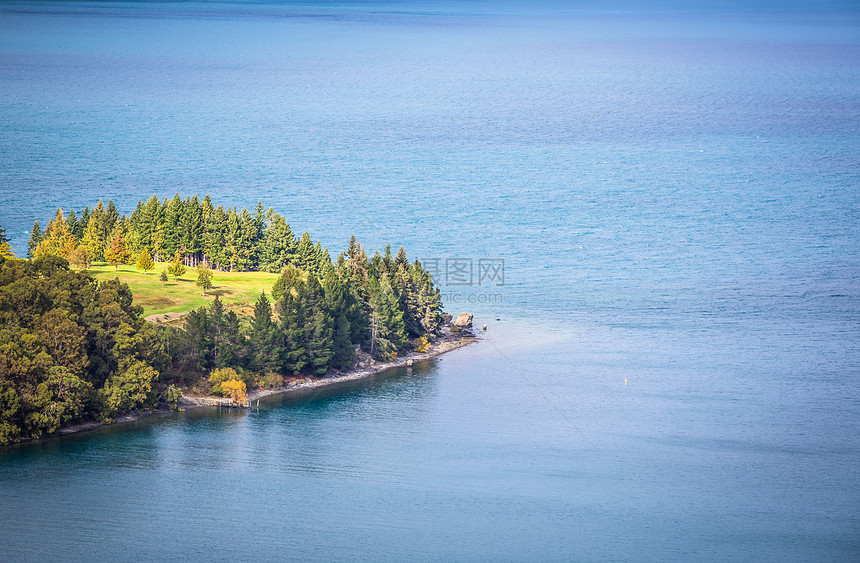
1 1 858 560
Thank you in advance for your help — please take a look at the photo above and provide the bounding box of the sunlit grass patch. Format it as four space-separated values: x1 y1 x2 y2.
86 262 280 317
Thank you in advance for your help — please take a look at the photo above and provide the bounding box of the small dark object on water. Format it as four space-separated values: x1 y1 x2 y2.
482 324 487 331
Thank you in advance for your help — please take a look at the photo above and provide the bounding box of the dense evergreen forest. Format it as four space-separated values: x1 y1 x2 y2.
0 197 444 445
28 194 336 273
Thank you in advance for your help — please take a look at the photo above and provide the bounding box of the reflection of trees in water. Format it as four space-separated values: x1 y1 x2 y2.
236 361 443 476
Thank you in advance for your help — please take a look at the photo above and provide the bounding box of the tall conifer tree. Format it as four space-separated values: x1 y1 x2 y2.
300 275 333 376
27 221 42 259
296 232 316 273
249 292 283 373
35 210 76 260
277 280 307 376
323 271 355 370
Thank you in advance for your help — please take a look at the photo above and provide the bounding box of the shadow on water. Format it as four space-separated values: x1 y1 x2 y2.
256 357 440 412
0 357 442 463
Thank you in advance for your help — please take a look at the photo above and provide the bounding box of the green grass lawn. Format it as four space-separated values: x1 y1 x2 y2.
87 262 279 319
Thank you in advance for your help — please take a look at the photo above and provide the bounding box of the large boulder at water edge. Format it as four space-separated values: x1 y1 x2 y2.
453 313 473 328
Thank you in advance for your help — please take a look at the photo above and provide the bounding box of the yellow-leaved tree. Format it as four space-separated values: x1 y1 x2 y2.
104 234 130 271
34 209 76 260
221 379 247 405
209 367 240 395
136 247 154 275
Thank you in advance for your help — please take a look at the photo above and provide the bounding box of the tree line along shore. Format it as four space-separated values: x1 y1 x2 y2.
0 196 452 446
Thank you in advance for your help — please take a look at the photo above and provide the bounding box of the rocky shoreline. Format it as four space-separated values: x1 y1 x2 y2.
45 326 478 441
182 328 477 408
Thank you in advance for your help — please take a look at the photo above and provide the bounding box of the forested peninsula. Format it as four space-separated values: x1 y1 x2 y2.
0 196 466 446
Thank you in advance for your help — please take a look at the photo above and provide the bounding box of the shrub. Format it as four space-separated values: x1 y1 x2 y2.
221 379 247 405
209 367 259 394
209 367 239 396
413 336 431 353
261 371 284 389
164 385 182 411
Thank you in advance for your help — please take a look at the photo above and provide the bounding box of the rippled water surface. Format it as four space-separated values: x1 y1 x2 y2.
0 1 858 560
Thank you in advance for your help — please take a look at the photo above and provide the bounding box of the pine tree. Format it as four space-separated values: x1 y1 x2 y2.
130 200 144 233
140 195 162 251
207 297 243 368
151 223 165 263
238 207 258 270
277 282 307 376
305 307 334 376
331 313 354 370
0 224 13 258
260 213 295 273
369 274 407 360
413 260 443 335
313 241 333 278
35 209 77 260
27 221 42 259
394 262 421 338
136 247 154 275
162 194 182 256
341 243 372 346
272 264 305 302
124 227 143 260
347 235 360 260
104 200 119 238
159 270 168 286
346 281 371 348
82 202 106 261
167 250 186 280
395 246 409 269
370 250 383 276
89 200 111 259
203 206 228 269
323 271 355 370
300 275 333 376
77 206 90 240
184 195 204 263
196 262 213 296
249 292 283 373
183 307 213 371
200 196 214 265
382 243 394 274
66 210 78 242
253 200 266 264
295 232 316 273
178 196 194 259
104 234 130 271
224 208 241 271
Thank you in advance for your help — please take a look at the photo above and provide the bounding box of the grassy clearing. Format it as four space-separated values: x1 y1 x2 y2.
86 262 279 319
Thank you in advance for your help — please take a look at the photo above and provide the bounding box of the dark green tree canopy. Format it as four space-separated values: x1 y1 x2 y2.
0 254 159 444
